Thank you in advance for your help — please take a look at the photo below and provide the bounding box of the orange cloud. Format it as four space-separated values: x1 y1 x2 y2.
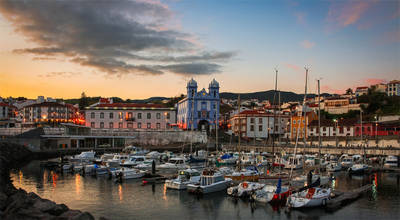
365 78 387 85
300 40 315 49
327 0 375 27
285 63 301 72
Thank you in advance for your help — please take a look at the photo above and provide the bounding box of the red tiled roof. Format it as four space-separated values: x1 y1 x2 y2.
96 103 165 108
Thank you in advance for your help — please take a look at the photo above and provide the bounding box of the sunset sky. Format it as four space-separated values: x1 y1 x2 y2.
0 0 399 100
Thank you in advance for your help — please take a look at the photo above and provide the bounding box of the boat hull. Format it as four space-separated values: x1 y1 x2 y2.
187 179 232 194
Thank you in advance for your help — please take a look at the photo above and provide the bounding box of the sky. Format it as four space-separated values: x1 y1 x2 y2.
0 0 399 100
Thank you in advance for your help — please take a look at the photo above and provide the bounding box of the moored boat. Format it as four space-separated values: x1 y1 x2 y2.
227 181 265 198
165 169 201 190
187 169 232 194
287 187 331 208
252 179 290 203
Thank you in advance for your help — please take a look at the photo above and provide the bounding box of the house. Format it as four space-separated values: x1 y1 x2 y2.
308 118 356 137
21 102 79 126
324 97 361 114
290 111 317 139
387 80 400 96
85 98 176 130
355 86 368 97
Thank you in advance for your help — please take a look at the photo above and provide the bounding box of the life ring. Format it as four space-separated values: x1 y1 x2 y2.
242 182 248 189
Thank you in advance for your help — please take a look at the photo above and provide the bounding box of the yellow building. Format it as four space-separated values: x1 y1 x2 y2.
290 111 317 140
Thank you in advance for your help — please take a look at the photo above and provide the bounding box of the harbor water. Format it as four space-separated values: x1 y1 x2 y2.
10 161 400 220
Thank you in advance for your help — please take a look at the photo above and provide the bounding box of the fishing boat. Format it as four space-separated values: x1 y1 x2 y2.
384 155 398 168
348 163 369 174
216 153 237 166
187 150 208 163
165 169 201 190
252 179 290 203
326 162 342 172
187 169 232 194
287 187 331 208
106 154 130 167
227 181 265 198
224 166 262 182
158 157 188 169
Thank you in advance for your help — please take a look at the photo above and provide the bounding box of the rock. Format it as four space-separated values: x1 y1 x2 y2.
59 210 82 219
99 217 111 220
33 199 57 212
8 207 53 220
47 204 68 216
71 212 95 220
0 192 7 210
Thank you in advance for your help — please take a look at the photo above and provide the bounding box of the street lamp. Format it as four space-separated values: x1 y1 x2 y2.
374 115 378 137
333 119 338 147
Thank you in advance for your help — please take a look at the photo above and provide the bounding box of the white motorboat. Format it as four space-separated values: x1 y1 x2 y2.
287 187 331 208
84 164 97 174
326 162 342 172
252 180 290 203
340 156 353 168
227 181 265 198
146 151 162 160
113 168 146 180
70 151 96 162
94 153 115 164
136 159 155 169
187 169 232 194
73 163 84 172
384 156 398 168
348 164 369 174
165 169 201 190
158 157 188 169
284 155 304 169
120 156 146 167
62 164 73 171
106 154 130 167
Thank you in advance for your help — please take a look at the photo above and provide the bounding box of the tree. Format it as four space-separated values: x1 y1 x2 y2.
345 88 353 95
79 92 89 110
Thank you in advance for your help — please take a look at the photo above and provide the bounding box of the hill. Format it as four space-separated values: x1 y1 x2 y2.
220 90 331 103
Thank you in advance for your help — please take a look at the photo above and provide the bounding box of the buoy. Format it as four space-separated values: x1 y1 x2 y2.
142 180 148 185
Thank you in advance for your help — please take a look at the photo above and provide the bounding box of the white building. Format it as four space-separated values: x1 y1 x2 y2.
21 102 79 125
229 110 290 138
387 80 400 96
85 98 176 130
307 119 356 137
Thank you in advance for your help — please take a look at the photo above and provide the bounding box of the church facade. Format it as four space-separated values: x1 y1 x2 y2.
177 79 220 131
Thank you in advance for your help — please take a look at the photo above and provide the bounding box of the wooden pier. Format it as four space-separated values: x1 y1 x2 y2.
327 184 372 211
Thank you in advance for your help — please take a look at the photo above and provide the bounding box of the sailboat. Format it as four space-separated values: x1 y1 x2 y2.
286 68 332 209
252 178 291 204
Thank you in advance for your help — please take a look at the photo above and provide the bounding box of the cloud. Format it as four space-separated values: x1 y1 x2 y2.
0 0 235 76
39 72 80 78
285 63 301 72
300 40 315 49
159 63 221 75
321 85 344 95
326 0 376 29
365 78 387 85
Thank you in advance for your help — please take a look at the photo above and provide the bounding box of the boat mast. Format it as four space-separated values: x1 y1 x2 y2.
317 79 321 169
216 99 218 153
272 68 278 155
238 94 241 170
302 67 309 168
190 91 194 155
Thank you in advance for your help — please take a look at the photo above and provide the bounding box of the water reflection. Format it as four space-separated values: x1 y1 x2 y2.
9 161 400 220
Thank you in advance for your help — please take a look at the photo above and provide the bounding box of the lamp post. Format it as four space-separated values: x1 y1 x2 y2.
374 115 378 138
333 119 338 147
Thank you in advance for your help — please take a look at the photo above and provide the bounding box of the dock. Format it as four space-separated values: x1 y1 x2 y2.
327 184 372 211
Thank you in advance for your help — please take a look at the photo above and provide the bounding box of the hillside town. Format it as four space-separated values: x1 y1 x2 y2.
1 79 399 147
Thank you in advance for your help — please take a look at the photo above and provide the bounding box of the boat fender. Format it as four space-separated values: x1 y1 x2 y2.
242 182 248 189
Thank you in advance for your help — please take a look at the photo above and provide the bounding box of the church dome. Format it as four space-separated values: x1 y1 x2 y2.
209 79 219 88
187 78 197 87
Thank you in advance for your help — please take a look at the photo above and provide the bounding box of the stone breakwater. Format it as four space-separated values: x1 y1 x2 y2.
0 142 102 220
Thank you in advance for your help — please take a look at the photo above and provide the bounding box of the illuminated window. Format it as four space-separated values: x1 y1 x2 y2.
118 122 123 128
118 112 122 119
166 113 170 119
127 122 133 128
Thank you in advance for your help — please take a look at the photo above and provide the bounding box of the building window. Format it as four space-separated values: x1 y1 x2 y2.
323 127 326 131
100 112 104 119
109 112 113 119
166 112 170 119
127 122 133 128
138 113 142 119
109 122 113 128
259 125 263 131
201 102 206 109
128 112 133 119
91 112 95 119
100 122 104 128
91 122 95 128
118 112 122 119
259 118 262 123
156 113 161 119
147 113 151 119
250 118 255 123
250 125 254 131
119 122 123 128
138 122 141 129
212 103 216 109
156 123 161 129
293 120 296 124
147 123 151 129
